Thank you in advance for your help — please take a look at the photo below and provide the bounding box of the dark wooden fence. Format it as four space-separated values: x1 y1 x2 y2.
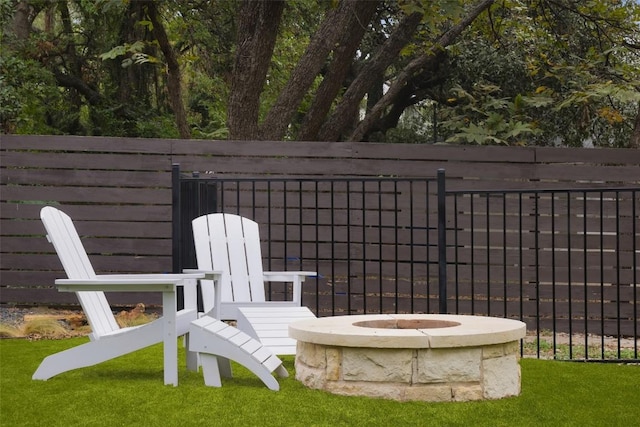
2 135 639 313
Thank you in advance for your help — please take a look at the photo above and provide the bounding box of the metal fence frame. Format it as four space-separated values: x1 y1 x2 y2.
444 187 638 362
172 164 639 362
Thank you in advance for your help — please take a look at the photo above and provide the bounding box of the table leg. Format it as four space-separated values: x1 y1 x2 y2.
162 290 178 386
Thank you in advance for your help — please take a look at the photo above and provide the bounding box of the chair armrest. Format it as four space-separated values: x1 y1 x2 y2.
262 271 317 305
182 269 222 281
262 271 317 282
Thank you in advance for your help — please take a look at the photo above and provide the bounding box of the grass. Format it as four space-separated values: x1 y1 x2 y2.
1 338 639 426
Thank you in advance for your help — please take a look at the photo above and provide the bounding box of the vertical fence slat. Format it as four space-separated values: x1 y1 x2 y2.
437 169 447 314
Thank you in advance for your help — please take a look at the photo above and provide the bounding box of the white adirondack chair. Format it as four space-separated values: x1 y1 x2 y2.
33 207 284 390
191 213 317 355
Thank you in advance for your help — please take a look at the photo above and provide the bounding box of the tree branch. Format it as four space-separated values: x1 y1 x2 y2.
53 70 102 105
349 0 495 142
259 1 378 141
297 1 379 141
318 10 424 141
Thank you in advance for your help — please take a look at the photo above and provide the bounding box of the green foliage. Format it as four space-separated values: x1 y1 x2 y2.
399 0 464 30
135 114 180 139
431 0 640 147
186 73 229 139
2 0 638 146
0 54 61 134
100 41 162 68
439 84 548 145
0 0 14 26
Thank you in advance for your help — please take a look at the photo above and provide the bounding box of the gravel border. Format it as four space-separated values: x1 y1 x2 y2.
0 307 38 327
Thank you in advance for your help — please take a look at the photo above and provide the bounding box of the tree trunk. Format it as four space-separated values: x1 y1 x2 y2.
228 0 285 140
260 0 378 141
11 0 32 41
349 0 495 142
145 1 191 139
114 1 146 106
317 11 424 141
58 3 83 94
631 101 640 148
297 1 379 141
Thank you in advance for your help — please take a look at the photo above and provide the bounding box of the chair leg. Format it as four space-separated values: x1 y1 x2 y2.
33 327 160 380
218 357 233 378
275 365 289 378
184 335 199 372
200 354 222 387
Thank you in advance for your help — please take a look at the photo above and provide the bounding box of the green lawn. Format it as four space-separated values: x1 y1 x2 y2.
1 337 638 426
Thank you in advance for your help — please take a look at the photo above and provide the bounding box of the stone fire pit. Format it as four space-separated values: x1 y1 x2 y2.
289 314 526 402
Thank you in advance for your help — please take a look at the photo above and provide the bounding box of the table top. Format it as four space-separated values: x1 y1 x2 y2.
55 272 220 292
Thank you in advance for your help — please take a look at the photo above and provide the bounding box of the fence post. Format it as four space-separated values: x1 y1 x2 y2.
171 164 185 310
171 163 181 274
437 168 447 314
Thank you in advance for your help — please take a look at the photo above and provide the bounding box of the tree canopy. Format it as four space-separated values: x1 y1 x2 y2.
2 0 639 147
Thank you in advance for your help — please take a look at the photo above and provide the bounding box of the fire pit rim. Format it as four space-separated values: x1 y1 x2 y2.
289 314 526 349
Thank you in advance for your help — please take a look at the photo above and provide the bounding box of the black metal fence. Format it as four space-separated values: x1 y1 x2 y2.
172 164 639 362
446 188 638 362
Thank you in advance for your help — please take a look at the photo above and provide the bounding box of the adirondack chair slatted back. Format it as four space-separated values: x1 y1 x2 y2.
40 206 120 337
193 213 266 314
